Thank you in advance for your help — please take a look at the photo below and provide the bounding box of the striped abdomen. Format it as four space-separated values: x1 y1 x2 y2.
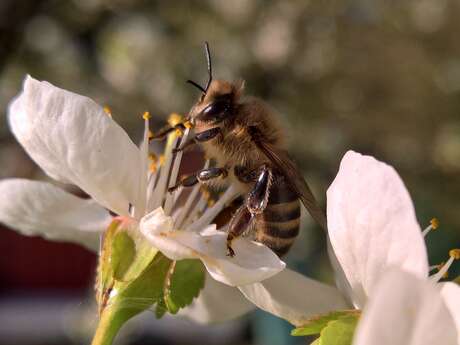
255 175 300 257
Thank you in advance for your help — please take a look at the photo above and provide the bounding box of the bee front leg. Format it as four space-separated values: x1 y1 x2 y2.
173 127 221 153
227 165 273 257
151 123 187 141
168 167 228 192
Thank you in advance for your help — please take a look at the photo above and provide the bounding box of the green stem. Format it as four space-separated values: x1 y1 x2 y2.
91 307 132 345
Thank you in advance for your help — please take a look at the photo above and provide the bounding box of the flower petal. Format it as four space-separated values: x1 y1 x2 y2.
441 282 460 344
179 273 254 323
8 76 141 216
140 207 286 286
239 268 349 327
353 269 457 345
0 178 111 251
327 238 354 306
327 151 429 308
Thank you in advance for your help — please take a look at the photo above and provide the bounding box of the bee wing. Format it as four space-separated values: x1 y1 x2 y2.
252 134 327 231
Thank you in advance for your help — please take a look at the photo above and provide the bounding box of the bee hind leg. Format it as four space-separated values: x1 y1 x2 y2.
246 164 273 214
168 167 228 192
227 205 254 257
226 165 273 256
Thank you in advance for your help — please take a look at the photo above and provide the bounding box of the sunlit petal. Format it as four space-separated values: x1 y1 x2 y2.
327 151 429 307
0 178 111 251
8 76 141 216
239 268 349 327
353 269 457 345
140 207 285 286
441 282 460 343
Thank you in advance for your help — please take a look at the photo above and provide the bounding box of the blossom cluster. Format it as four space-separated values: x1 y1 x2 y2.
1 76 458 345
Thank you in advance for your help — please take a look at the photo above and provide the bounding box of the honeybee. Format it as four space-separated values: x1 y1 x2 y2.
155 43 326 257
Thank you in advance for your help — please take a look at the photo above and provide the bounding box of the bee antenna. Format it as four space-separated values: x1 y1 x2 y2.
204 41 212 92
186 79 206 93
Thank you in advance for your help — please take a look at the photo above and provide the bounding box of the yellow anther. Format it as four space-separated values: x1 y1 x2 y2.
175 128 184 137
142 111 151 120
430 218 439 230
207 199 215 207
449 249 460 260
168 113 182 126
184 120 193 129
103 106 112 117
148 130 154 140
158 155 166 166
148 153 158 162
149 162 157 173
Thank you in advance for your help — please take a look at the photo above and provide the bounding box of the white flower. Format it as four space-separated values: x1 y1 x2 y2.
327 150 458 308
353 268 459 345
247 150 459 342
441 282 460 344
1 75 348 324
325 151 460 342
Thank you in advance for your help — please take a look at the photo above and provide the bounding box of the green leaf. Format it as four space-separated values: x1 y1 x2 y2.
291 310 360 336
93 218 206 345
163 259 206 314
111 231 135 280
320 316 358 345
92 253 171 345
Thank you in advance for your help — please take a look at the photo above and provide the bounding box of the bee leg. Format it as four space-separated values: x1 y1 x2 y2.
226 165 273 256
227 205 254 257
151 123 187 141
173 127 221 153
168 167 228 192
247 164 273 214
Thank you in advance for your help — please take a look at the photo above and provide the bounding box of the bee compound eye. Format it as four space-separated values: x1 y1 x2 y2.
200 100 231 121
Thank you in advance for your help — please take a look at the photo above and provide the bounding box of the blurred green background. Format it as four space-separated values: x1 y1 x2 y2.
0 1 459 345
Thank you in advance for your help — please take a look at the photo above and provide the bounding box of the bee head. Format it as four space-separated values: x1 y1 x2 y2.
187 42 244 124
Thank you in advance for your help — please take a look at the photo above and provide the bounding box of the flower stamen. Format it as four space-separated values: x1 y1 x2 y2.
175 127 184 137
168 113 182 127
430 262 449 279
430 248 460 282
184 120 193 129
142 111 151 120
103 105 112 117
149 162 157 173
422 218 439 237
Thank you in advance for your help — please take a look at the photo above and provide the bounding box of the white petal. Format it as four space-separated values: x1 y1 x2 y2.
353 269 458 345
179 273 254 324
327 238 354 306
239 269 349 327
327 151 429 308
140 207 285 286
8 76 141 216
441 282 460 344
0 178 111 251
